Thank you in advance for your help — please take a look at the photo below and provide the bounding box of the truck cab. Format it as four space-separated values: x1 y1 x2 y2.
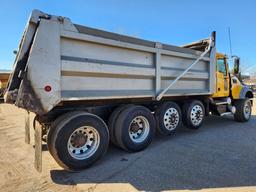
211 53 253 120
213 53 253 100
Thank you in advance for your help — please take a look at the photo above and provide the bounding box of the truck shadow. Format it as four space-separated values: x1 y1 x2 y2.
50 115 256 191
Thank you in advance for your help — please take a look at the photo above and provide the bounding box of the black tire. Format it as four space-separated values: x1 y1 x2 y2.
47 111 83 157
108 104 133 145
182 100 205 129
115 105 156 152
47 112 109 171
155 101 182 135
234 99 252 122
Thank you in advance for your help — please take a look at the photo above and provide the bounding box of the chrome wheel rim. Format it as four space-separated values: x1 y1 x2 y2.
67 126 100 160
129 116 150 143
163 107 179 130
244 100 251 120
190 105 204 126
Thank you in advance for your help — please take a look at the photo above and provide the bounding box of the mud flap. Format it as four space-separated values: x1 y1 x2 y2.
25 111 30 144
34 120 42 172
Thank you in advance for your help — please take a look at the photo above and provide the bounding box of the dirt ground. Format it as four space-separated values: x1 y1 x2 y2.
0 99 255 192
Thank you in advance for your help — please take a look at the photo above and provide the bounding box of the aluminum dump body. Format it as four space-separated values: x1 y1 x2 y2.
5 10 216 115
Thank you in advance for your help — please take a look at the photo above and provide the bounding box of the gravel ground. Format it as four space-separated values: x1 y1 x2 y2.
0 99 255 192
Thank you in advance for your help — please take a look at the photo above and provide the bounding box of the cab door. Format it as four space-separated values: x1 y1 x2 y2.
212 57 230 98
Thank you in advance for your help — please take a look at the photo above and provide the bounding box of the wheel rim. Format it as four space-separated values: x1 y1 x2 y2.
190 105 204 126
244 100 251 119
67 126 100 160
129 116 150 143
163 107 179 130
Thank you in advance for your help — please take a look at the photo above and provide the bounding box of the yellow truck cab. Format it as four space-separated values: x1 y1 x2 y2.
210 53 253 121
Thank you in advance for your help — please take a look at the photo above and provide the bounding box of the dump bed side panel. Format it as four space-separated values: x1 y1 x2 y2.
60 38 155 99
60 31 211 100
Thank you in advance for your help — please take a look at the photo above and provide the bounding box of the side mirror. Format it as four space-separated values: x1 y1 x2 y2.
233 57 240 75
13 50 17 55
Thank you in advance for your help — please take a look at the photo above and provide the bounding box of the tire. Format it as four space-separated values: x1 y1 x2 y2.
234 99 252 122
115 105 156 152
155 101 182 135
47 111 83 157
182 100 205 129
108 104 133 145
47 112 109 171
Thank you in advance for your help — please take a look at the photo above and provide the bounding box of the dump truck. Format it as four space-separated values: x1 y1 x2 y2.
5 10 254 171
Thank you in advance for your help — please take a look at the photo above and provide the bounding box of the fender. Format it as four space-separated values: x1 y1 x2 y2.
239 87 253 99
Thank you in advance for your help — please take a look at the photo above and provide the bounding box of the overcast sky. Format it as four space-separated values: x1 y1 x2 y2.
0 0 255 75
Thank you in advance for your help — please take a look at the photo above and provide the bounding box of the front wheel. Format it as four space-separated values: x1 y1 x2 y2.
47 112 109 171
234 99 252 122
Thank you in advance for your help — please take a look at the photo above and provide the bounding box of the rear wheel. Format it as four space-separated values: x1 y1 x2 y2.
108 104 133 145
182 100 205 129
155 101 182 135
115 105 156 152
48 111 83 157
234 99 252 122
47 112 109 171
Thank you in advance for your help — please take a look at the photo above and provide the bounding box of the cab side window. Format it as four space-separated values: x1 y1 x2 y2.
217 58 227 75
